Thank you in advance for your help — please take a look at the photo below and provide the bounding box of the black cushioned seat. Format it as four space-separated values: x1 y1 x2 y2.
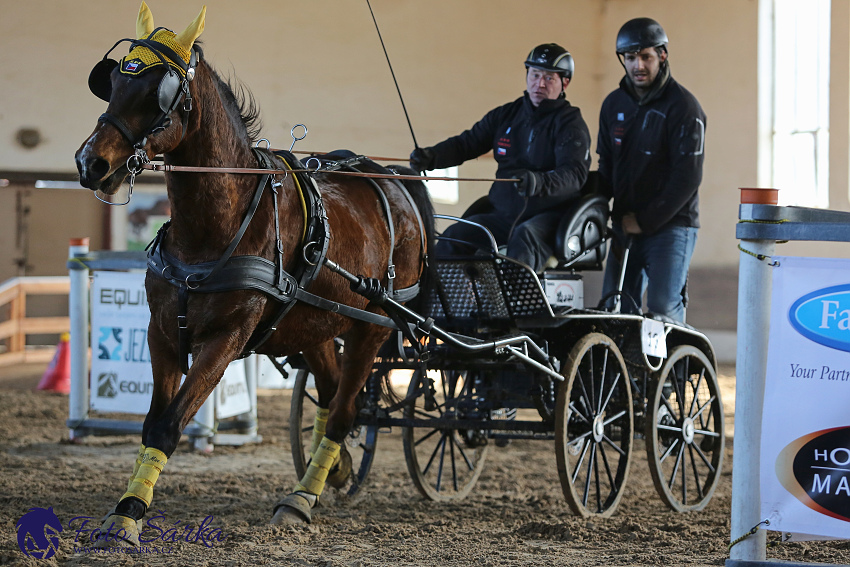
458 171 609 271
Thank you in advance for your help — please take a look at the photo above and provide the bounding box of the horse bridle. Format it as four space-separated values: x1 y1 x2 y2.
88 27 197 151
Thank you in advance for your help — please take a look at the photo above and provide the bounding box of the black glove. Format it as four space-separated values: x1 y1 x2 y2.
514 170 540 197
409 147 436 172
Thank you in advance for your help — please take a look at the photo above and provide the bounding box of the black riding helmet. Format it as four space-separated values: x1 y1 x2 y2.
524 43 574 79
616 17 668 54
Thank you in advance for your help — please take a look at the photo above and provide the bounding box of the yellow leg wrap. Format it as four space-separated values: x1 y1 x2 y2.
295 437 340 496
310 408 330 457
126 444 146 492
121 447 167 507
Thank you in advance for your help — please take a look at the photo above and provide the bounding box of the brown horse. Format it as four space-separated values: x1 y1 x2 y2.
75 2 433 539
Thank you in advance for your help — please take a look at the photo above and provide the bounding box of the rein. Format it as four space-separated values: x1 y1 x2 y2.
140 161 519 183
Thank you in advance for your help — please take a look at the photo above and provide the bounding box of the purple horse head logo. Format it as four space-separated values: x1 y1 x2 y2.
16 507 63 559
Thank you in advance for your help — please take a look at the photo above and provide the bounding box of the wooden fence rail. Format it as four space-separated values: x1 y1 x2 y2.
0 276 70 366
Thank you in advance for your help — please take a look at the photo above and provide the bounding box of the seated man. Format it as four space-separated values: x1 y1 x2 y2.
411 43 591 272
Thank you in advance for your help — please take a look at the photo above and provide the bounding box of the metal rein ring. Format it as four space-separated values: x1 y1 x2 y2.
126 152 146 174
185 273 201 290
255 138 271 149
305 157 322 172
289 124 308 152
302 241 319 266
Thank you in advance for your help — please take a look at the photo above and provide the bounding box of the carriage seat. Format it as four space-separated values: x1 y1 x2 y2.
459 172 609 272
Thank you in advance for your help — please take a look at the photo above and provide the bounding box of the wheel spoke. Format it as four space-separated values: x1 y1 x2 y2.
667 442 685 491
454 437 477 472
598 347 609 413
422 431 447 475
414 427 440 447
599 370 623 415
434 433 448 492
587 348 597 410
594 443 602 512
680 444 688 504
576 368 593 418
660 390 680 420
598 440 617 489
659 437 680 464
568 400 592 425
687 368 705 416
601 434 627 457
690 440 717 473
694 428 720 438
692 395 716 423
687 444 705 499
601 409 629 428
582 442 597 507
448 434 459 492
571 438 591 483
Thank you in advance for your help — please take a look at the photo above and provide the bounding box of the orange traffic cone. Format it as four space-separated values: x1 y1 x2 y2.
37 332 71 394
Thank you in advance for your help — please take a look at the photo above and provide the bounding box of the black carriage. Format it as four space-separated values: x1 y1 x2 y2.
284 190 724 518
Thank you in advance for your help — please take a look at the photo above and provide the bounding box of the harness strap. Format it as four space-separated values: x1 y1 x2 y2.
188 149 272 288
353 172 396 296
177 286 191 375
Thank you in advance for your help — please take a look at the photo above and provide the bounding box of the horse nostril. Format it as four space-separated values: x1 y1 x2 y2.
85 157 111 181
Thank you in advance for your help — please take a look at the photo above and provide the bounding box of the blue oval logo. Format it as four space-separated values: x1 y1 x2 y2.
789 284 850 352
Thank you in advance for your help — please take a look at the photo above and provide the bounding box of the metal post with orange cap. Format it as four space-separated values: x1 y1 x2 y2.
729 190 777 563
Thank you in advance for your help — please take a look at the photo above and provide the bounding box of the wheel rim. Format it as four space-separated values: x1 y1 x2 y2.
402 369 489 501
289 369 378 497
555 333 633 518
646 345 725 512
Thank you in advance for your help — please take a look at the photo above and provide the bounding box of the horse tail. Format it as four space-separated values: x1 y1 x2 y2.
389 165 436 316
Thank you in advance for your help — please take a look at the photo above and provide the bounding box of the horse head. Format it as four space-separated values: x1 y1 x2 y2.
75 2 205 195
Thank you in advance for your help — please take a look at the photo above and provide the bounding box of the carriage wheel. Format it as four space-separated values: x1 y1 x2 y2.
645 345 725 512
555 333 633 518
289 369 379 497
402 369 490 501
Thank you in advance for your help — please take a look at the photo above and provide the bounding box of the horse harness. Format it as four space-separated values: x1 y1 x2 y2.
146 149 427 374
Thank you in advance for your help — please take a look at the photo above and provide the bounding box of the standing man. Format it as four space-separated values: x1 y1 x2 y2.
410 44 591 273
597 18 706 321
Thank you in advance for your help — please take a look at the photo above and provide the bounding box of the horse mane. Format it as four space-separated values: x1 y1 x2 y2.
195 44 263 143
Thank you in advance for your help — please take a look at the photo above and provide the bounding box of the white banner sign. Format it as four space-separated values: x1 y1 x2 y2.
762 256 850 539
90 271 154 413
90 271 251 418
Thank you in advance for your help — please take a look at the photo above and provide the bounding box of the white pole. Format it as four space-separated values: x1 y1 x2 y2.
244 354 258 430
730 236 775 562
67 238 90 441
192 393 216 453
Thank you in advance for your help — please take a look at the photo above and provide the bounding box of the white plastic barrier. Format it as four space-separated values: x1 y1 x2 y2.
66 239 262 450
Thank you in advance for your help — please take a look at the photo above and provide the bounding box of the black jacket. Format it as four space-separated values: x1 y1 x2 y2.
597 75 706 234
429 92 591 219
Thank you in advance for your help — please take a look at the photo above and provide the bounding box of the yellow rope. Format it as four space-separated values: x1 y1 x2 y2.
728 519 770 551
280 158 308 242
